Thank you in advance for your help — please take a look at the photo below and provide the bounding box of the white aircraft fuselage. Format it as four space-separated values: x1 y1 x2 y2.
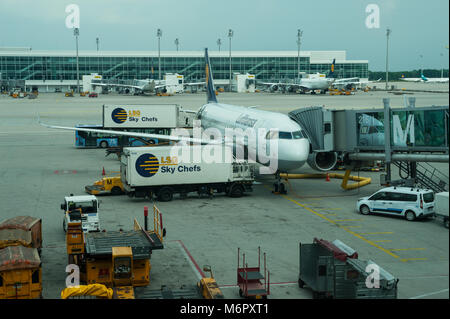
197 102 310 171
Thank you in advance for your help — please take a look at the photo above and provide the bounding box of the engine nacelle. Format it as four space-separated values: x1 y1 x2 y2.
307 151 338 171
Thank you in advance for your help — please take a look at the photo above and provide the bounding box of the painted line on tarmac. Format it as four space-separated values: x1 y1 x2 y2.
358 232 394 235
172 239 205 280
373 240 392 243
219 281 297 288
390 248 426 251
400 258 428 262
409 288 449 299
278 193 403 261
334 219 362 222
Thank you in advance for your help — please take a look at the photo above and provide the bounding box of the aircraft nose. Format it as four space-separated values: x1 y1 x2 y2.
278 138 310 171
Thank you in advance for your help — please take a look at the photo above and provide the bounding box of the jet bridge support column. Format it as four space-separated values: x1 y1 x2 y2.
383 98 392 186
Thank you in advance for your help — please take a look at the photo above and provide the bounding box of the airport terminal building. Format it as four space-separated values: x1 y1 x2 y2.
0 48 368 91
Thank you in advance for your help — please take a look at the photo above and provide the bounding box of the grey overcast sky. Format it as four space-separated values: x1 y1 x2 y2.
0 0 448 71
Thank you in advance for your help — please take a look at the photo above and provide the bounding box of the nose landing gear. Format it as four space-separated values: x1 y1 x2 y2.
272 171 287 195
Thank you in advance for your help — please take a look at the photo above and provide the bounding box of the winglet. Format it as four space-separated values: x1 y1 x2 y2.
205 48 218 103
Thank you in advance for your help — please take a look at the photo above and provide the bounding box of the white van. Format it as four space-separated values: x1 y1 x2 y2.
356 187 435 221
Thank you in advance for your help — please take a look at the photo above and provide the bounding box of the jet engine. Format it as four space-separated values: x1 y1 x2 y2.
307 151 338 171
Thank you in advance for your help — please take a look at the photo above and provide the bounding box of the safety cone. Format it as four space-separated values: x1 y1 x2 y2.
102 167 106 176
326 173 330 182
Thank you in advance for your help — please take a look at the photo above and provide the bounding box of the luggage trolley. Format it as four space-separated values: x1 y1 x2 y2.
298 238 358 299
237 247 270 299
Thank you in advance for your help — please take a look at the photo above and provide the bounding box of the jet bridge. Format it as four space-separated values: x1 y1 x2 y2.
289 99 449 191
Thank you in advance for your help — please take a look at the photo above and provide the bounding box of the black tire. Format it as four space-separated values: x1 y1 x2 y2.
63 218 67 233
405 210 416 221
229 184 244 198
359 205 371 215
444 218 449 229
100 141 108 148
157 187 173 202
111 186 122 195
298 278 305 288
239 289 243 298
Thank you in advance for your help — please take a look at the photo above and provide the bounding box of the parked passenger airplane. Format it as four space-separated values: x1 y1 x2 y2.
92 77 205 95
40 49 314 189
400 74 449 83
260 60 336 94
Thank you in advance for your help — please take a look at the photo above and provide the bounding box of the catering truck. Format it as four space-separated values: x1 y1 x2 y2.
103 104 193 129
120 145 254 201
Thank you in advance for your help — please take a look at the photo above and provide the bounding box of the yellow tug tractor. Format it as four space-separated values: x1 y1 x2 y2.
85 176 124 196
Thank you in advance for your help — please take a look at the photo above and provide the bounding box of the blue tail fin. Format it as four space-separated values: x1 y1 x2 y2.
205 48 217 103
421 74 428 81
328 59 336 78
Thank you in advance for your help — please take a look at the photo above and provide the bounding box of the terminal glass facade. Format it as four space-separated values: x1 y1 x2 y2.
0 54 368 82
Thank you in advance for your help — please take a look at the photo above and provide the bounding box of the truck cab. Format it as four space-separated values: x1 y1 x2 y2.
61 195 100 233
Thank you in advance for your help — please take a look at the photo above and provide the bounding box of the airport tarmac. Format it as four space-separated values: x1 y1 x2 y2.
0 87 448 299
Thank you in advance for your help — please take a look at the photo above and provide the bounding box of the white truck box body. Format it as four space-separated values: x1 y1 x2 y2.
435 192 449 217
121 145 238 187
103 104 179 128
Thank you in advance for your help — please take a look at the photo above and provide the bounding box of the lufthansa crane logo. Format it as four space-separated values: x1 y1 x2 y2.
135 153 159 177
111 108 127 124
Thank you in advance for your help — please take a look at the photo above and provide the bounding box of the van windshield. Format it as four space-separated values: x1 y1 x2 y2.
423 192 434 203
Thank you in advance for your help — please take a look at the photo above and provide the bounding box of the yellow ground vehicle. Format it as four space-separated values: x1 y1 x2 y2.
65 206 165 298
65 91 74 97
85 176 124 195
0 246 42 299
197 265 224 299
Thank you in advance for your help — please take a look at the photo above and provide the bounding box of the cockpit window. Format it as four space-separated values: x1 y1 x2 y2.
292 131 304 139
266 130 304 140
279 132 292 139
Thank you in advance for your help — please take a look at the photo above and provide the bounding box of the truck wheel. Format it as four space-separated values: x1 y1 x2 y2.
444 218 449 229
111 186 122 195
100 141 108 148
63 219 67 233
229 184 244 198
157 187 173 202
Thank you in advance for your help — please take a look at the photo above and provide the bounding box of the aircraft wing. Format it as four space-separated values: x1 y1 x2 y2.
39 121 223 146
184 82 206 87
91 82 146 90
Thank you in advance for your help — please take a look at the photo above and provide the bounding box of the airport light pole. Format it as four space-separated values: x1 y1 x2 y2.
297 29 303 81
96 37 99 51
157 28 162 81
385 28 391 90
174 38 179 51
228 29 233 92
74 27 80 93
419 54 423 75
217 38 222 52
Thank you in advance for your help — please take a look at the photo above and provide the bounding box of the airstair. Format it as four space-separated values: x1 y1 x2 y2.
392 161 449 192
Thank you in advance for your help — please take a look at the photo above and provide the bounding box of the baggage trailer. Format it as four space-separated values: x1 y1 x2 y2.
121 145 254 201
298 238 358 299
0 246 42 299
237 247 270 299
298 238 398 299
0 216 42 255
345 259 398 299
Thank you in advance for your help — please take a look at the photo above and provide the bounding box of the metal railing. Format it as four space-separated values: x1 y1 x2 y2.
393 161 449 192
